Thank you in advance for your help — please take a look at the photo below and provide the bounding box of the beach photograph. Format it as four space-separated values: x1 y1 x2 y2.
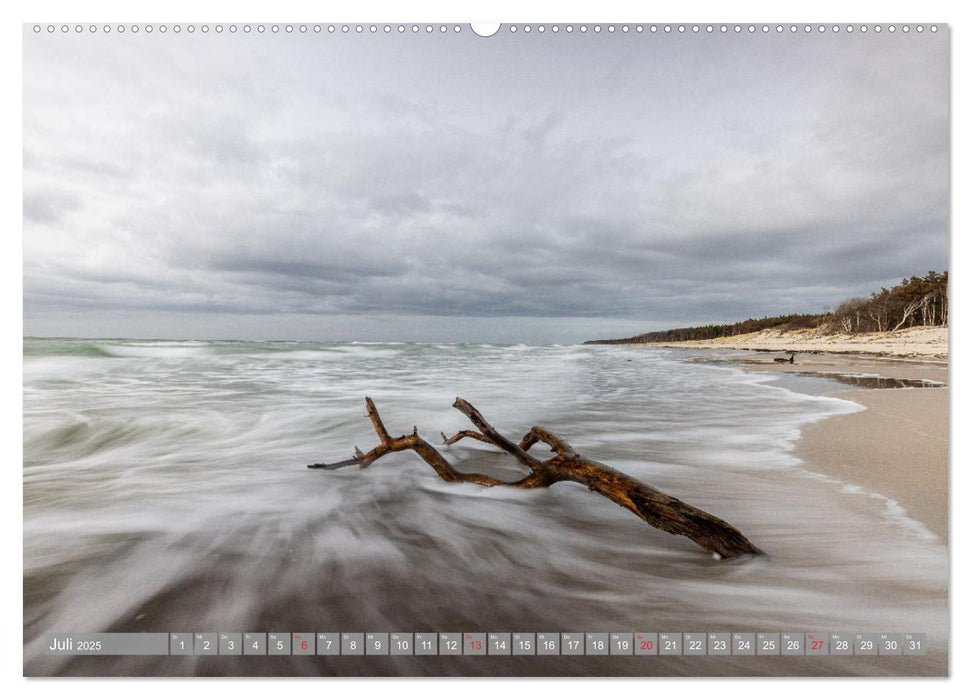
22 21 949 677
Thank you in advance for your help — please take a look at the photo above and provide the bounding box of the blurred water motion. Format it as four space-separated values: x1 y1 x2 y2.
23 339 947 675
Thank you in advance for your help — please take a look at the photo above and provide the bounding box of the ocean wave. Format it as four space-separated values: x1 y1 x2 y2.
22 339 948 675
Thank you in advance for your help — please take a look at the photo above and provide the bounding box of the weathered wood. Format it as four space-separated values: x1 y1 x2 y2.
440 429 493 446
309 397 762 559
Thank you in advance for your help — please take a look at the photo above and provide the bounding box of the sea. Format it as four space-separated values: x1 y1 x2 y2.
22 338 948 675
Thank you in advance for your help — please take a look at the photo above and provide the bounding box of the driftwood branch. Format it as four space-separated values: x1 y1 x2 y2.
309 397 762 559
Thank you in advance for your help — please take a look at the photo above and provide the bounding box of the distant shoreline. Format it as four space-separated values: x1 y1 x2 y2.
592 325 948 361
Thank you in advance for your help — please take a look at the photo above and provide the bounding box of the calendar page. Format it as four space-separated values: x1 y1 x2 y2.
22 19 949 677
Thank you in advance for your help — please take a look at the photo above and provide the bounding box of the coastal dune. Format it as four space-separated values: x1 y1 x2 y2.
648 326 947 360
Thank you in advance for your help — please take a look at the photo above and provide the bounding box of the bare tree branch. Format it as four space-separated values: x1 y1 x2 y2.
440 429 492 446
309 397 762 559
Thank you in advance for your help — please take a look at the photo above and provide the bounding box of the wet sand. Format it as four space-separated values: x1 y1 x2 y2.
797 387 948 542
744 355 948 542
740 353 948 385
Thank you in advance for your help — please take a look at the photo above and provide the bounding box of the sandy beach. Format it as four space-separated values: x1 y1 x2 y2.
648 326 948 360
738 353 949 543
798 387 948 541
647 326 949 542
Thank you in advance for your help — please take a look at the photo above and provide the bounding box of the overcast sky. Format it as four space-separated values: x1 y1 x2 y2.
23 25 949 343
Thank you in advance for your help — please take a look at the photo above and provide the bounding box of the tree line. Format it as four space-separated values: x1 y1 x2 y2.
829 271 947 333
585 270 948 344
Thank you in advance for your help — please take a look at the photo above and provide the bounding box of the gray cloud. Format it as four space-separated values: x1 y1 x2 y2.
23 188 81 224
23 29 949 343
